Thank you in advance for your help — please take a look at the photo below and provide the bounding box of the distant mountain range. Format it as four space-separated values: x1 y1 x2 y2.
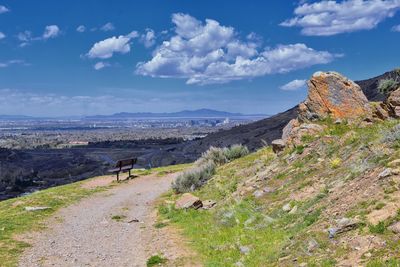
0 115 37 120
0 109 266 121
84 109 267 120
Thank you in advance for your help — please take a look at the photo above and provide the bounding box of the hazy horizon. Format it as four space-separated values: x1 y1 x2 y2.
0 108 270 118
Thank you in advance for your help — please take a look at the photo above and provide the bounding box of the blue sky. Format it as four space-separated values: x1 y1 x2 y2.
0 0 399 116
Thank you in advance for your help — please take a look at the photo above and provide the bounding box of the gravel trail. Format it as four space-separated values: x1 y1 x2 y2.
18 173 194 267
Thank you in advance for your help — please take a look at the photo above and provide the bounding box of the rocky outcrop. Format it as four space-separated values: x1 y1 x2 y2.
299 72 371 121
271 139 286 153
175 193 203 209
371 102 390 121
283 122 325 147
385 87 400 118
276 71 373 150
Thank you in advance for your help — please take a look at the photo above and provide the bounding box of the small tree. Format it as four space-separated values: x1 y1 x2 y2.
378 68 400 95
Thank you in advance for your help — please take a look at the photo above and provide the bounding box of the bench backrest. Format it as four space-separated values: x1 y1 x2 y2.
115 158 137 168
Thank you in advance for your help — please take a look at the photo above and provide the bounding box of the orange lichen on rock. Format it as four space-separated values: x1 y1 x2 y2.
298 71 371 121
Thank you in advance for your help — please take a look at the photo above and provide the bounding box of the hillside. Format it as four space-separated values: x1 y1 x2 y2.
159 71 400 266
161 119 400 266
179 70 395 156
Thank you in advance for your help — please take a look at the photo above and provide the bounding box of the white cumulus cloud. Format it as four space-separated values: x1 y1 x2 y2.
42 25 60 39
87 33 137 59
76 25 86 33
0 32 5 40
280 79 307 91
17 31 32 42
136 13 339 85
140 29 156 48
281 0 400 36
0 5 9 14
392 24 400 31
93 61 110 70
100 22 115 32
17 25 61 47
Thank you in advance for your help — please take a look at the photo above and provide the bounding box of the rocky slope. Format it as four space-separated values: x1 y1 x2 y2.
160 71 400 266
178 70 397 158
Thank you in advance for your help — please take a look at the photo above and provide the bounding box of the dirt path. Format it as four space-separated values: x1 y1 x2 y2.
18 173 198 267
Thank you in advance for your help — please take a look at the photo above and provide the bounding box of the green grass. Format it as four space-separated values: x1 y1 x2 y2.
134 163 191 177
158 118 400 266
369 221 386 234
146 255 167 266
294 144 305 154
159 193 329 266
153 163 191 176
0 179 110 267
159 199 287 266
367 258 400 267
111 214 127 221
154 222 168 228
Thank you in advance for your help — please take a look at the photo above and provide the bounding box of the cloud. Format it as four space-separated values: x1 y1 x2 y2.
136 13 339 85
17 25 61 46
392 24 400 31
17 31 32 42
140 29 156 48
87 33 137 59
100 22 115 32
280 79 307 91
93 61 110 70
76 25 86 33
0 32 5 40
0 5 9 14
0 60 29 68
281 0 400 36
42 25 60 39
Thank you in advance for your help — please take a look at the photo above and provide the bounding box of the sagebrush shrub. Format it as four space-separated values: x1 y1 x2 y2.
378 78 398 95
196 146 227 166
172 160 216 193
172 145 249 193
382 124 400 143
378 68 400 95
223 144 249 161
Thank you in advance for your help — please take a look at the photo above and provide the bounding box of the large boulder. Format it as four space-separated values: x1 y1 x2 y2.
299 72 371 121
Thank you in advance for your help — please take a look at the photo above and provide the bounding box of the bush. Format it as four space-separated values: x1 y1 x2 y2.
172 145 248 193
172 161 216 193
146 255 167 266
382 124 400 143
330 158 342 169
223 144 249 161
196 146 227 166
369 221 386 234
378 78 399 95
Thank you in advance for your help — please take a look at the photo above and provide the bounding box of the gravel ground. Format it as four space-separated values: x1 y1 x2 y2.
18 173 196 267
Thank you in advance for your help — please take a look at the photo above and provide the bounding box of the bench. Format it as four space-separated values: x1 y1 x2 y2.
108 158 137 181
